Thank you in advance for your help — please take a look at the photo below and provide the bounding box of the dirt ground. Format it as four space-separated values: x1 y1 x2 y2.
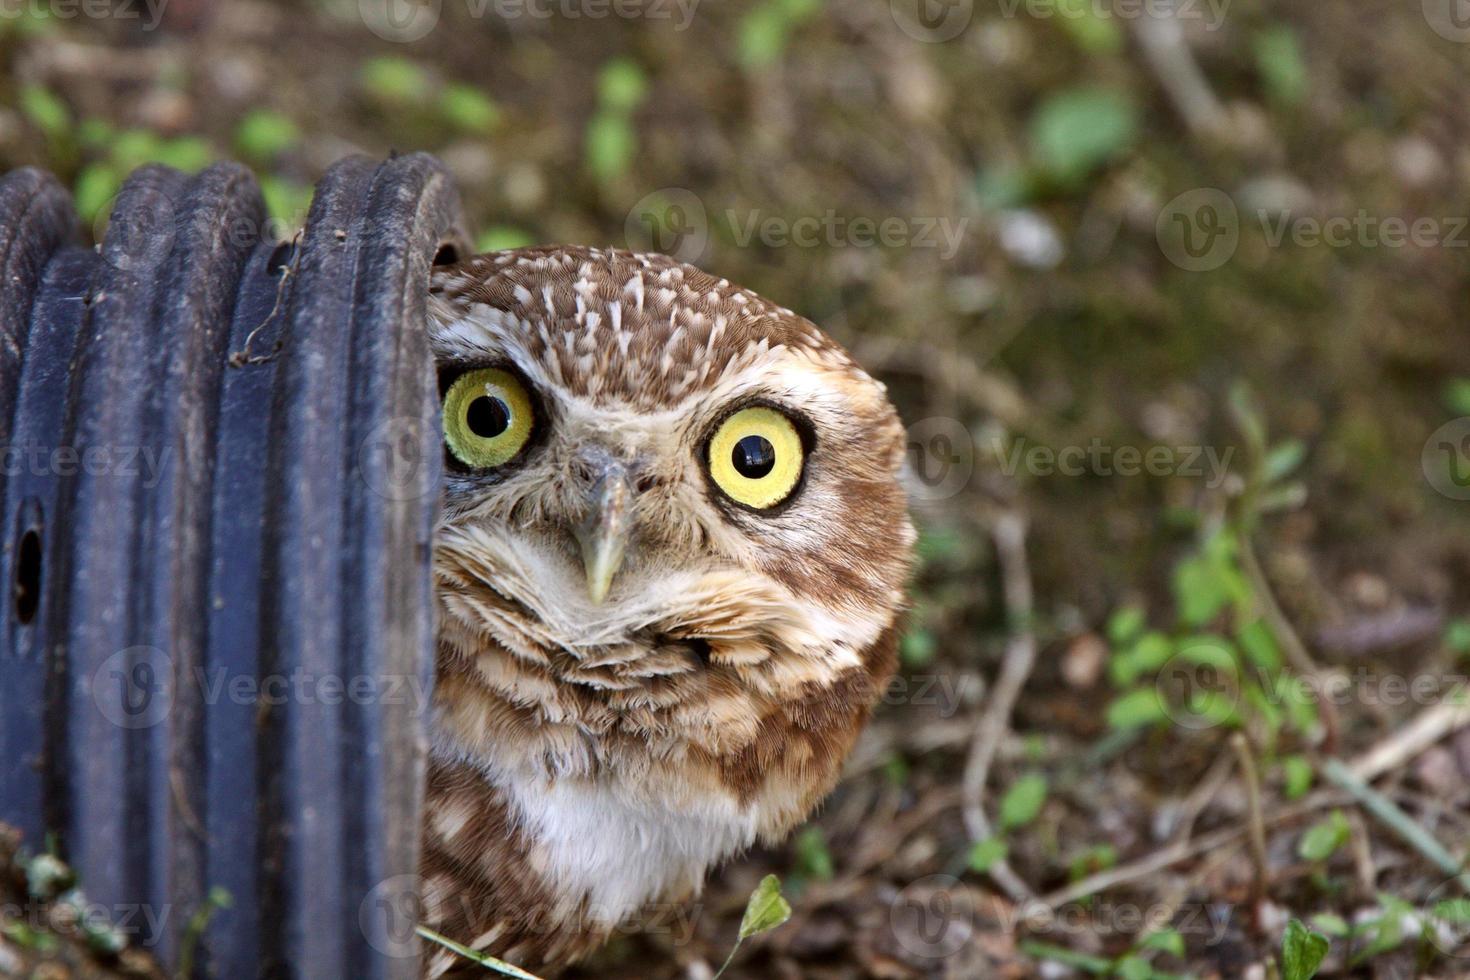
2 0 1469 977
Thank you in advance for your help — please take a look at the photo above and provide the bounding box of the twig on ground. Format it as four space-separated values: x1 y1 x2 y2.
1042 791 1352 909
1237 537 1341 752
1129 4 1227 136
1348 698 1470 782
1319 758 1467 885
961 510 1039 906
1231 734 1270 912
1167 747 1236 844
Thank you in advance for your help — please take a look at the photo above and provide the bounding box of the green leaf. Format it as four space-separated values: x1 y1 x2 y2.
1020 940 1113 973
1443 379 1470 416
235 110 300 162
1068 844 1117 881
1106 606 1146 646
109 128 165 170
1054 0 1123 53
475 225 535 253
585 111 636 182
738 5 789 68
1106 687 1168 730
76 118 114 149
1309 913 1349 937
1281 755 1313 800
900 628 937 668
597 57 648 112
968 836 1008 873
794 826 834 880
1263 439 1307 483
154 136 213 173
1432 897 1470 925
1281 919 1329 980
20 85 70 137
882 752 910 787
1297 810 1349 862
1173 555 1230 627
73 164 120 224
1236 619 1283 672
1108 631 1172 687
258 177 313 230
360 56 429 104
1115 954 1153 980
1029 88 1136 185
739 874 792 940
975 165 1033 211
1139 927 1185 958
1444 618 1470 657
1254 26 1308 106
999 773 1048 830
440 84 501 133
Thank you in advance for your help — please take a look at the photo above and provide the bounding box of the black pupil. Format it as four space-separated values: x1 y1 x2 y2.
732 435 776 479
466 396 511 439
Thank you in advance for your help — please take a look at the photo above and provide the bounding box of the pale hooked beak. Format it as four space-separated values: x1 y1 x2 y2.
574 460 632 604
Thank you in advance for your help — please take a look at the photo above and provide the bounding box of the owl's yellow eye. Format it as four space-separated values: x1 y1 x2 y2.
707 407 805 509
443 367 535 469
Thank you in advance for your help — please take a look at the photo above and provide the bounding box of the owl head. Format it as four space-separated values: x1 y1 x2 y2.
426 246 913 839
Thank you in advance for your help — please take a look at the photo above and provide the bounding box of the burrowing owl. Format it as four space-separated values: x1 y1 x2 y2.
419 246 913 976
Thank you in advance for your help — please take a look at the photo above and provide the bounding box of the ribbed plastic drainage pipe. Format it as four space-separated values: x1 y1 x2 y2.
0 153 465 979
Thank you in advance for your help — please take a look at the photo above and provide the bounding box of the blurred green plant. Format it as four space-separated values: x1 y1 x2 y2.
1023 927 1192 979
476 225 535 253
1102 384 1319 767
1052 0 1124 53
360 56 431 105
1254 26 1308 107
1297 810 1350 863
586 57 649 185
792 826 834 881
737 0 820 69
440 84 501 134
1030 88 1138 188
235 109 301 164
